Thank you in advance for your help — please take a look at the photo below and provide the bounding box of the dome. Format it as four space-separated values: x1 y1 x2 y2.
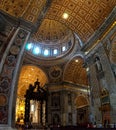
33 19 73 45
25 19 75 60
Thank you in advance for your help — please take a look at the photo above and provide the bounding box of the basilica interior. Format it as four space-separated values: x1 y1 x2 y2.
0 0 116 129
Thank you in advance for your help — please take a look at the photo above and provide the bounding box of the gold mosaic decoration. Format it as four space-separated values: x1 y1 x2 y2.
45 0 116 43
0 0 46 23
0 0 116 91
0 0 115 43
17 65 48 97
0 0 31 17
0 0 116 42
64 56 88 86
33 19 72 44
23 0 46 23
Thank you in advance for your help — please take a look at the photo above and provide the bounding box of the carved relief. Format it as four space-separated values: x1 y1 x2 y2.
0 94 7 106
49 66 62 79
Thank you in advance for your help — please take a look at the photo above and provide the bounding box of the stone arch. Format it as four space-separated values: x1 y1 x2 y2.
17 65 49 98
75 95 89 109
63 54 88 86
75 95 89 125
100 88 110 124
15 65 49 125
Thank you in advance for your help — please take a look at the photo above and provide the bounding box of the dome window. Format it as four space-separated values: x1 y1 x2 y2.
32 46 41 55
25 43 33 51
62 46 66 52
43 49 49 56
53 49 58 55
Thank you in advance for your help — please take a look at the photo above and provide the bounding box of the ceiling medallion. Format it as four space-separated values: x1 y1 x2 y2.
49 66 62 79
62 13 69 19
10 45 20 55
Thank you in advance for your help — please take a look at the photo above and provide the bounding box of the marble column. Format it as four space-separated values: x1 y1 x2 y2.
0 27 30 129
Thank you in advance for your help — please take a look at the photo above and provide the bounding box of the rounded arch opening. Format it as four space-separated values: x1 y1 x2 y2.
17 65 48 97
75 95 89 126
75 95 89 109
15 65 48 126
63 55 88 86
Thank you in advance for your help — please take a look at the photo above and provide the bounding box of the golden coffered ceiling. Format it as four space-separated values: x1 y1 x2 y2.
45 0 116 43
0 0 116 43
0 0 46 23
64 56 88 86
32 19 73 44
17 65 48 97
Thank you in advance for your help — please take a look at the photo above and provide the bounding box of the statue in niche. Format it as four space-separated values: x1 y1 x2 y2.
95 57 102 72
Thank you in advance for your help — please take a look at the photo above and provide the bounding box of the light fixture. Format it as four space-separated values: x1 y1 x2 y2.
75 59 78 62
62 13 69 19
85 51 88 55
86 67 89 72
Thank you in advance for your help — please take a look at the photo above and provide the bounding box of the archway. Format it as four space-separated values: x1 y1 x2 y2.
15 65 48 128
63 55 88 86
75 95 89 127
100 88 110 127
